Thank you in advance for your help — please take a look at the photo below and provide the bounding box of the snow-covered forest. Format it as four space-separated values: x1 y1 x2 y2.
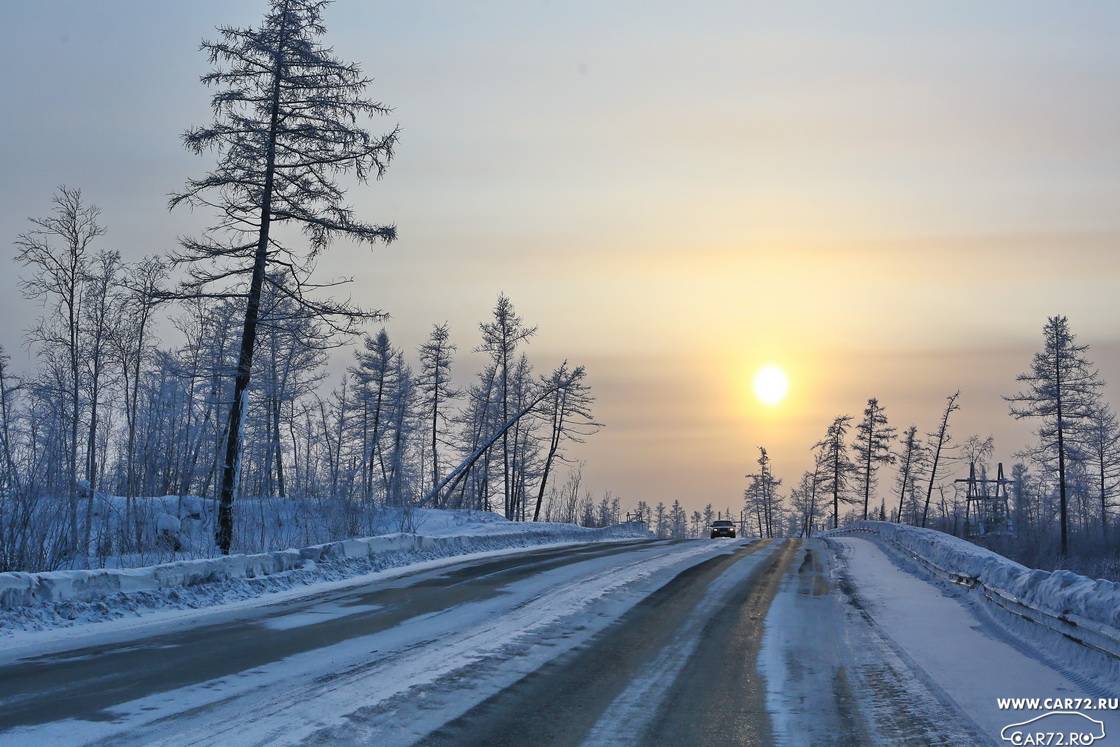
0 0 617 573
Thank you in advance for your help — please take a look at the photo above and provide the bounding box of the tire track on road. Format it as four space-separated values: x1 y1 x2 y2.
0 540 659 731
419 540 780 747
635 539 798 747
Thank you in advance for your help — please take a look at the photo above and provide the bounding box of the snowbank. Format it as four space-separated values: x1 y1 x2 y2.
0 513 652 629
829 521 1120 658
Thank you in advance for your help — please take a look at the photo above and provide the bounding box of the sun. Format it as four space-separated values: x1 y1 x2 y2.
753 364 789 407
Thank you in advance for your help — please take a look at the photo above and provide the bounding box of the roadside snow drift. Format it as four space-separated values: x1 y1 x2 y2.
0 511 651 632
833 521 1120 652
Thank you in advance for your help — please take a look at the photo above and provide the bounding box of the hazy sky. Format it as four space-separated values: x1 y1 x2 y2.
3 1 1120 513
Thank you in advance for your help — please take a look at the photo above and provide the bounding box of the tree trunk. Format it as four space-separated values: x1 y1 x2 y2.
69 325 80 559
862 424 873 520
1055 347 1068 556
1101 455 1108 544
896 445 912 523
431 375 440 506
215 21 286 554
832 447 840 529
922 422 947 528
273 399 286 497
533 398 564 522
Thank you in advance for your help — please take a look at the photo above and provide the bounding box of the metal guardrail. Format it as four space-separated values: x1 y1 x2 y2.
831 526 1120 661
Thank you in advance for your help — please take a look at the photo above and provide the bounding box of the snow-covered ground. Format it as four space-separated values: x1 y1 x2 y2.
0 509 651 637
834 536 1120 739
837 520 1120 636
763 532 1120 745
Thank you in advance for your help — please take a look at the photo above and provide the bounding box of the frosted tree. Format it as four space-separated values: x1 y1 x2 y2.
532 362 597 521
745 447 781 537
255 280 329 498
817 415 856 528
453 364 498 511
477 295 537 518
1005 316 1102 556
580 493 597 527
79 250 123 560
597 495 613 528
385 355 416 507
792 448 826 536
1082 402 1120 541
111 256 166 538
789 471 814 537
921 391 960 528
351 330 396 502
669 500 688 538
506 355 538 520
893 425 926 523
654 502 667 538
15 186 105 557
416 324 459 502
0 348 22 568
171 0 399 553
853 398 896 520
420 365 587 511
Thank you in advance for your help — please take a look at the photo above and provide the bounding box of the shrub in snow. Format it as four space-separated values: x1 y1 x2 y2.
155 513 183 552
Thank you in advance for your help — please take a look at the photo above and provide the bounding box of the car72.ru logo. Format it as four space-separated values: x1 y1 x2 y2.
1000 710 1106 746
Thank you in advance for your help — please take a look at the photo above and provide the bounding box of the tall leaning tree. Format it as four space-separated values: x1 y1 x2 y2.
1005 316 1101 557
170 0 399 553
921 391 959 528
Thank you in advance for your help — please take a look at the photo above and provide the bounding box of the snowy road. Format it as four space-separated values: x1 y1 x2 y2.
1 535 1117 746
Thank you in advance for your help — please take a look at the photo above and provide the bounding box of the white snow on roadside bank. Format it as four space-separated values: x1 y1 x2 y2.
831 521 1120 634
832 536 1120 743
0 510 650 637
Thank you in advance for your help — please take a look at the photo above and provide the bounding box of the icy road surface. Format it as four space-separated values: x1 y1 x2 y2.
1 536 1117 746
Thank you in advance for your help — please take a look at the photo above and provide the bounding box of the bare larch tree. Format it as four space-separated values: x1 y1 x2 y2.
417 323 459 503
853 397 896 520
893 425 925 523
15 186 105 558
816 415 856 529
477 295 537 518
1082 402 1120 542
532 362 597 521
1005 316 1102 556
921 391 960 528
170 0 399 553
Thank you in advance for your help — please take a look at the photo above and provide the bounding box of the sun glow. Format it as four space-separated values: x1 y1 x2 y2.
753 364 789 407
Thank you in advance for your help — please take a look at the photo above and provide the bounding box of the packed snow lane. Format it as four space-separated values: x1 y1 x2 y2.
0 538 736 746
420 539 796 747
